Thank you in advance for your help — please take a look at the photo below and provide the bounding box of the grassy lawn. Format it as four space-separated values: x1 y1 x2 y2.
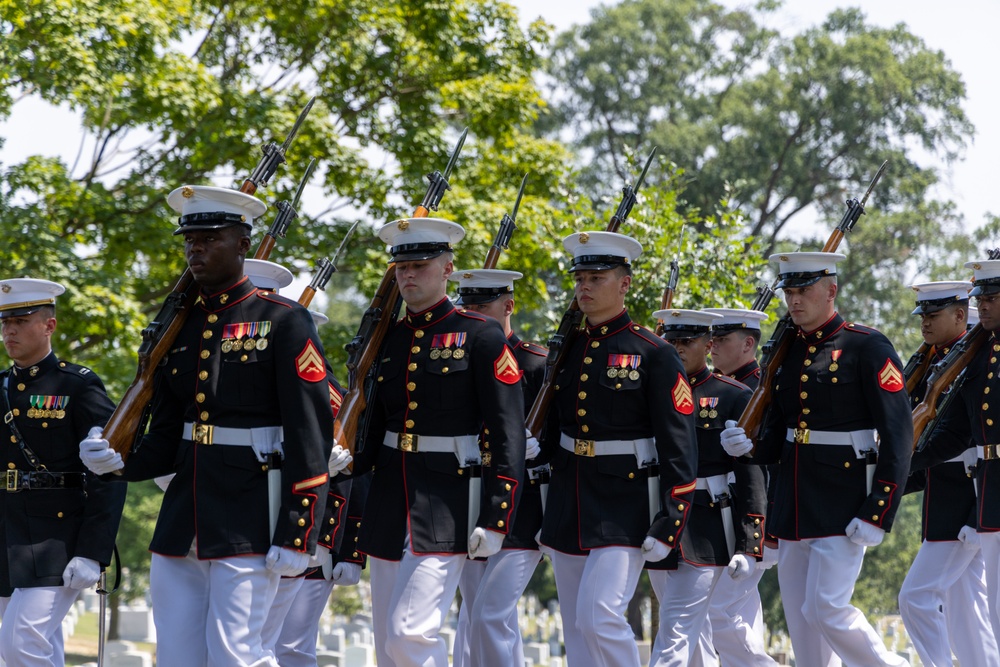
64 612 157 666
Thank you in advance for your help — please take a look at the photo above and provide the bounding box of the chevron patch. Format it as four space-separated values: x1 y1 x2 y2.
494 346 523 385
296 340 326 383
329 382 343 416
672 373 694 415
878 359 904 393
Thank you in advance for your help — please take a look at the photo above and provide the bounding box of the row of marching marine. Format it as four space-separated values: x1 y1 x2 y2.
3 168 1000 667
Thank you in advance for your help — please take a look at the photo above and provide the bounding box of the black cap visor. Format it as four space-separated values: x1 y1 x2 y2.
776 270 833 289
173 212 253 236
569 254 629 273
390 242 452 262
455 287 511 306
911 296 969 315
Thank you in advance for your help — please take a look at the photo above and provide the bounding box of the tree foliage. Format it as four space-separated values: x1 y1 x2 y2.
547 0 975 253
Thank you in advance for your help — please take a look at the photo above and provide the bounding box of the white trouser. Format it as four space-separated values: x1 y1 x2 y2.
980 532 1000 644
453 558 487 667
261 576 305 652
369 543 466 667
276 578 336 667
900 539 998 666
778 537 909 667
649 563 722 667
550 547 644 667
150 550 280 667
469 549 543 665
0 587 78 667
690 566 776 667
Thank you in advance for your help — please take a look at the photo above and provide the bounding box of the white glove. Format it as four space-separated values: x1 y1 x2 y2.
62 557 101 590
328 443 353 477
525 429 541 460
958 525 981 552
720 420 753 457
308 547 331 568
265 546 311 577
331 562 362 586
153 474 175 492
79 427 124 474
641 536 671 562
727 553 756 581
468 527 504 559
845 518 885 547
760 543 779 570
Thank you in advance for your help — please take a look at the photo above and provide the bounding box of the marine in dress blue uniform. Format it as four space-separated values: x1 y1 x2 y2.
537 232 698 667
898 281 998 667
0 279 126 667
352 218 526 667
722 252 912 667
911 260 1000 648
683 308 778 667
646 309 768 667
446 269 547 667
79 186 334 667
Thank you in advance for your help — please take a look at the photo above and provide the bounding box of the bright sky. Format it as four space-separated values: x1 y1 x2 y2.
1 0 995 233
509 0 1000 234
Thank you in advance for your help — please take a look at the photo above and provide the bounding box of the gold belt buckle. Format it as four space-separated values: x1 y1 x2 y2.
574 439 596 457
793 428 810 444
5 470 19 492
192 424 214 445
398 433 418 453
985 444 999 461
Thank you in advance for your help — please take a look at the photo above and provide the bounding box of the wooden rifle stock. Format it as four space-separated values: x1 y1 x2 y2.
526 148 657 437
105 103 315 459
911 325 987 449
333 268 401 458
333 129 469 465
736 161 888 446
903 342 934 396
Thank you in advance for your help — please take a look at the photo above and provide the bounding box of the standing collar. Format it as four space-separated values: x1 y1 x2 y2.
688 365 713 386
728 358 760 381
198 276 256 312
585 309 631 339
404 297 456 329
933 331 967 361
10 350 58 379
797 313 845 342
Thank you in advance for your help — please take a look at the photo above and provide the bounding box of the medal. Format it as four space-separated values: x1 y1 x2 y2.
440 348 453 359
27 408 36 419
233 339 245 352
55 410 65 419
617 367 629 379
452 348 465 360
708 409 718 418
222 340 233 353
245 338 258 351
430 349 442 360
256 338 268 351
829 363 838 372
628 370 639 381
699 409 708 418
607 368 618 378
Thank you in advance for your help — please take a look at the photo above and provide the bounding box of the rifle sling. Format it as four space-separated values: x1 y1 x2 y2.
2 372 48 472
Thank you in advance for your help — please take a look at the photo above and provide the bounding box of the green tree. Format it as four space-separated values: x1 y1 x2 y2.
0 0 562 627
547 0 974 254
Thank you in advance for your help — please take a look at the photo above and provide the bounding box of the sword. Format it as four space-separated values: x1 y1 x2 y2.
97 569 108 667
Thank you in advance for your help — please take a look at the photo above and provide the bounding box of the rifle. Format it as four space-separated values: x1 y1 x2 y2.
483 173 527 269
334 129 468 462
738 160 888 444
525 148 658 437
654 233 683 336
104 100 315 459
297 222 358 308
911 246 1000 449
